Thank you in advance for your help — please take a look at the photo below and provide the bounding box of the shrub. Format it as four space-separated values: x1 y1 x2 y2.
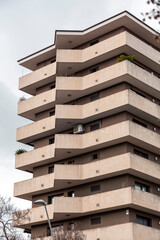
117 55 135 62
15 149 27 155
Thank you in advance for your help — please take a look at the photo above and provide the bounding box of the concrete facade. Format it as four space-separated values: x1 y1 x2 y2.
14 11 160 239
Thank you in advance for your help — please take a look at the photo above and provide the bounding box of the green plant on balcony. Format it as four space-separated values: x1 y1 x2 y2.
15 149 27 155
19 96 26 102
117 55 135 62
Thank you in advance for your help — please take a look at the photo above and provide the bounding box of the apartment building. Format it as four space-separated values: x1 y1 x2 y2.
14 11 160 240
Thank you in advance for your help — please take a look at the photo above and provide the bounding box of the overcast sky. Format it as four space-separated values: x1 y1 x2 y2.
0 0 159 210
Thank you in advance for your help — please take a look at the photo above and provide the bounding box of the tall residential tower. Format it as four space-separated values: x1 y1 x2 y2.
14 11 160 240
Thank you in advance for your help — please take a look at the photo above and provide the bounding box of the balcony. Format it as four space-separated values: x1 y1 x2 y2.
54 121 160 159
56 89 160 127
18 88 56 120
14 153 160 200
56 31 159 75
33 223 160 240
15 121 160 172
17 88 160 144
19 62 56 95
15 144 55 172
18 61 160 121
56 61 160 104
84 223 160 240
16 116 56 144
13 187 160 228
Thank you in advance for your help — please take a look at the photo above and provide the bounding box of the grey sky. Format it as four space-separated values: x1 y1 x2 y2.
0 0 158 209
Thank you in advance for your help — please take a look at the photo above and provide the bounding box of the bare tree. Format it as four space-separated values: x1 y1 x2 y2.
141 0 160 41
32 223 86 240
0 195 29 240
53 224 86 240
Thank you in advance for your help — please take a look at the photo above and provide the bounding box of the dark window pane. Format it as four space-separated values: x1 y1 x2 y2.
91 184 100 192
50 110 55 116
48 193 64 204
132 119 147 128
90 39 99 46
50 82 56 89
68 191 75 197
48 166 54 173
134 149 149 159
68 160 74 164
91 217 101 225
90 93 100 102
90 123 99 131
90 67 99 74
131 89 146 98
136 215 151 226
135 182 149 192
92 153 98 160
49 138 55 144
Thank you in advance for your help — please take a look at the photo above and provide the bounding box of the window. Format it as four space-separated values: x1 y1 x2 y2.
131 89 146 98
50 109 55 116
134 149 149 159
132 119 147 128
68 160 74 164
48 165 54 173
135 182 149 192
51 59 56 63
90 93 100 102
92 153 98 160
90 123 100 131
90 66 99 74
91 184 100 192
136 215 151 227
48 193 64 204
49 137 55 144
68 191 75 197
90 39 99 46
50 83 55 89
91 217 101 225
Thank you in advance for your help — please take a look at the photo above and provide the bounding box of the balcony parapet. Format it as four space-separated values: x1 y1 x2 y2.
19 62 56 95
14 153 160 200
15 121 160 172
56 31 160 75
13 187 160 228
33 223 160 240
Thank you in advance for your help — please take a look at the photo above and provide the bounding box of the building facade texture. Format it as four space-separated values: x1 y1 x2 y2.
14 11 160 240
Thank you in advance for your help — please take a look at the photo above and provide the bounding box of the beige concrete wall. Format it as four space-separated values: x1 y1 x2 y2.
14 173 54 199
15 144 55 171
56 61 160 103
56 32 159 74
16 116 55 143
33 223 160 240
13 187 160 228
18 89 56 120
55 121 160 153
19 62 56 95
15 152 160 199
15 120 160 171
17 88 160 144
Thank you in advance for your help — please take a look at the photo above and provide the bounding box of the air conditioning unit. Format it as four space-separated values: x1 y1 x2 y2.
73 124 84 134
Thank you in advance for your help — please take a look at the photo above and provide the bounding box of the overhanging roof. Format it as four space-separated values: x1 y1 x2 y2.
18 11 160 70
